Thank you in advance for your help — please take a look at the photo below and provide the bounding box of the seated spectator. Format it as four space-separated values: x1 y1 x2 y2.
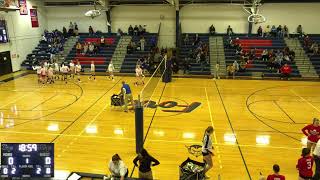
139 25 145 35
117 28 124 36
128 25 134 36
41 34 47 43
249 49 256 60
83 42 89 55
68 22 74 36
239 61 246 72
182 57 191 74
76 42 82 54
236 44 243 55
277 25 283 37
209 25 216 35
257 26 263 37
289 50 295 61
93 43 99 54
261 49 269 61
311 42 319 55
297 25 303 37
193 34 200 46
266 164 285 180
283 25 289 38
108 154 128 180
227 25 233 36
271 25 277 37
133 25 139 36
184 34 189 45
127 42 133 54
100 36 105 46
88 42 94 55
200 52 207 71
89 26 94 36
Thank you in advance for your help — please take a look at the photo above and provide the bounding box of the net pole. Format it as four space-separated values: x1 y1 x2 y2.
135 94 143 153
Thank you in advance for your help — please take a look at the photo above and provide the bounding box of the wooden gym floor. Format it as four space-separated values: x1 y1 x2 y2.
0 73 319 179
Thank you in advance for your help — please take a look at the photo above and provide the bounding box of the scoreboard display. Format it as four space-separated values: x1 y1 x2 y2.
0 143 54 178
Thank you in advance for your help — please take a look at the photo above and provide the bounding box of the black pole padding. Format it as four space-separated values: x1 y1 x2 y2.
135 105 144 154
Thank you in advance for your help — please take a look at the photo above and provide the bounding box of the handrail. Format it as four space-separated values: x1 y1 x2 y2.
156 22 161 47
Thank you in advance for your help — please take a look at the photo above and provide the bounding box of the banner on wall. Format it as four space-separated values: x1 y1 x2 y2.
30 9 39 28
18 0 28 15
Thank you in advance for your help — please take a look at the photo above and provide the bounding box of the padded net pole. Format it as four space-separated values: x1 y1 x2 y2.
135 94 143 153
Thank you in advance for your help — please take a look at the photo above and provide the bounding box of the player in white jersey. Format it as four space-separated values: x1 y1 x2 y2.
54 62 60 80
69 61 75 79
134 65 144 86
32 65 42 83
107 60 115 81
47 66 54 84
75 61 82 83
89 61 96 80
60 64 70 84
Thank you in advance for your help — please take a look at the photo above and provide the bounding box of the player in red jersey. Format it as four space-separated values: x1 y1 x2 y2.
267 164 285 180
302 118 320 152
296 148 314 180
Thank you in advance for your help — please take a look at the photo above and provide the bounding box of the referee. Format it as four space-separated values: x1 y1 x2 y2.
121 81 134 112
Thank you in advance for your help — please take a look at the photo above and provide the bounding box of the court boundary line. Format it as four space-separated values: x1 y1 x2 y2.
205 87 223 170
290 89 320 114
213 80 252 180
29 93 59 110
50 78 122 143
273 100 296 123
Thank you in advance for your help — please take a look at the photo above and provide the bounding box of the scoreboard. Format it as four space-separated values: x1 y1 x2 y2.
0 143 54 178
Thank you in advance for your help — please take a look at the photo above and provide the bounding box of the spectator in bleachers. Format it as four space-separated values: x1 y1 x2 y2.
277 25 283 38
139 25 145 35
100 36 105 47
257 26 263 37
68 22 74 36
227 25 234 36
289 49 296 61
264 25 270 37
283 25 289 38
261 49 269 61
140 37 145 51
233 60 239 72
93 43 99 55
227 64 235 79
183 34 189 45
133 25 139 36
89 26 94 36
108 154 128 180
117 28 124 36
249 49 256 60
88 42 94 55
297 25 303 37
193 34 200 46
62 27 67 38
127 42 134 54
236 44 243 55
304 36 312 48
311 42 319 55
128 25 133 36
182 58 191 74
271 25 277 37
209 25 216 35
76 42 82 54
239 61 246 72
83 42 89 55
200 51 207 71
74 22 79 36
41 34 47 43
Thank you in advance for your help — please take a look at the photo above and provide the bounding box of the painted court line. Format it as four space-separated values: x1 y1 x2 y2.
290 89 320 113
205 87 223 169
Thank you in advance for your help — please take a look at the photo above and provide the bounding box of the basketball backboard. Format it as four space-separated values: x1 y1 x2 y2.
0 0 19 12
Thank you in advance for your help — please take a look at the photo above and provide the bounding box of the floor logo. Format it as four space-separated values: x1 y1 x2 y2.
139 99 201 113
186 144 203 157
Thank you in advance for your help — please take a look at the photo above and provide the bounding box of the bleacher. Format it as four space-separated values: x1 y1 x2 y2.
21 38 66 70
180 33 211 75
66 33 120 72
120 33 157 73
224 35 301 77
300 34 320 76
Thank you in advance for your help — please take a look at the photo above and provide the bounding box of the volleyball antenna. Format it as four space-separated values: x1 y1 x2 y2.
243 0 266 24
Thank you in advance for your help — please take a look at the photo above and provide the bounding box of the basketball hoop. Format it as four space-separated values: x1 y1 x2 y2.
248 13 266 24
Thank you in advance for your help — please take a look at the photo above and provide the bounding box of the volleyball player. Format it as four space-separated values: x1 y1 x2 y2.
108 60 115 81
75 61 82 83
32 65 42 83
47 66 54 84
54 61 60 80
61 64 69 84
69 61 75 79
40 65 47 84
134 65 144 86
202 126 214 178
296 148 314 180
89 61 96 80
266 164 285 180
302 118 320 152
